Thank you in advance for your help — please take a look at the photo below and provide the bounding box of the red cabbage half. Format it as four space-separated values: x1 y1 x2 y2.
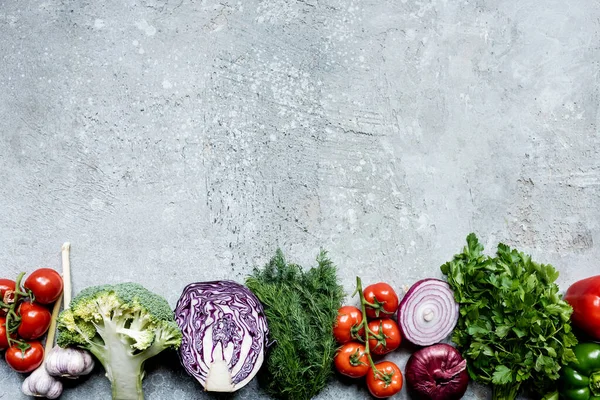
174 280 269 392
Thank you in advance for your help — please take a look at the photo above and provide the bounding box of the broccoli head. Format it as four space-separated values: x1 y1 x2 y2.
57 282 182 400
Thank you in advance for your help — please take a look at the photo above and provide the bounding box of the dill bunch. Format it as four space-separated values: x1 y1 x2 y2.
246 249 345 400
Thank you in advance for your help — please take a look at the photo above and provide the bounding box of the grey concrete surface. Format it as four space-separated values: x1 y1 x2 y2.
1 0 599 398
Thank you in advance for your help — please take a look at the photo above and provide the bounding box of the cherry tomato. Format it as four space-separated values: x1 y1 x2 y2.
23 268 63 305
366 361 403 398
333 305 364 343
0 278 16 317
17 301 51 340
363 282 399 319
5 341 44 373
0 278 16 298
0 316 11 351
368 319 401 355
334 342 370 378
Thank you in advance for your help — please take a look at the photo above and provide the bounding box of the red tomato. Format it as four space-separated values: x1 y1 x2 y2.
17 301 51 340
368 319 401 355
366 361 403 398
363 282 399 319
23 268 63 305
0 278 16 317
333 305 364 343
0 316 10 351
334 342 370 378
0 278 16 298
5 341 44 373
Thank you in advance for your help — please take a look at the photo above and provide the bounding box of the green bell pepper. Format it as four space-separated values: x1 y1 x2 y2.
560 343 600 400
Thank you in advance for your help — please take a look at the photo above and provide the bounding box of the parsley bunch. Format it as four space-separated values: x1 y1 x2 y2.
246 249 344 400
441 234 577 400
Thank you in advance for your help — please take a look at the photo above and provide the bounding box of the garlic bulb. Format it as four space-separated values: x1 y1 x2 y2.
45 346 95 378
22 366 63 399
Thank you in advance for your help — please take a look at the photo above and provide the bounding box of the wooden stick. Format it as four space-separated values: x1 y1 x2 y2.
61 242 72 309
44 294 62 358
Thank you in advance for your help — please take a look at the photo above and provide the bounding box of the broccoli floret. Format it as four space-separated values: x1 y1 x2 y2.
57 282 182 400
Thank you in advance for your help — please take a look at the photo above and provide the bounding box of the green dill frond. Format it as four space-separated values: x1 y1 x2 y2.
246 249 345 400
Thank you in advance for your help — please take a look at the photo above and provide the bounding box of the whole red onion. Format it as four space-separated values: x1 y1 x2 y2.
405 343 469 400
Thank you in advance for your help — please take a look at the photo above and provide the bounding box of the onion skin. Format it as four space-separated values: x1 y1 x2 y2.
405 343 468 400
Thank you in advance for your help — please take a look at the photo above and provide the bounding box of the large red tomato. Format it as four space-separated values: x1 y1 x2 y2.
368 319 401 355
333 305 364 343
363 282 399 319
17 301 52 340
5 341 44 373
23 268 63 305
366 361 403 398
334 342 370 378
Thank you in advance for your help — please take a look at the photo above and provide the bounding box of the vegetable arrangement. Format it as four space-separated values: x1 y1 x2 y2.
332 277 404 398
441 233 578 399
0 267 63 373
21 292 64 398
2 237 600 400
331 276 468 399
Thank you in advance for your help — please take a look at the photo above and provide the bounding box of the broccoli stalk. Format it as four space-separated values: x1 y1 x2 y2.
57 283 182 400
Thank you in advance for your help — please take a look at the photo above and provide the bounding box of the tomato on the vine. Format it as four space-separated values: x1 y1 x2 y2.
366 360 403 398
363 282 398 319
17 301 52 340
23 268 63 305
334 342 370 378
5 341 44 373
333 305 364 343
368 319 401 355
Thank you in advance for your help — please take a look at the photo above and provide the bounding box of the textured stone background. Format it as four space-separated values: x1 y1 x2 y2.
1 0 599 398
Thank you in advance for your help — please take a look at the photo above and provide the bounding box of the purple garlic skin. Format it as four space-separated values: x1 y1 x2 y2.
45 346 95 378
22 366 63 399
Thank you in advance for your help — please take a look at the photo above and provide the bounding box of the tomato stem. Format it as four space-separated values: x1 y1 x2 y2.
363 297 394 317
355 276 389 383
351 324 364 342
12 272 29 297
5 272 27 348
368 320 389 351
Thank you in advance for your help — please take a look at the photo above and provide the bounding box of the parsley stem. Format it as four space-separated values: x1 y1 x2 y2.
492 384 520 400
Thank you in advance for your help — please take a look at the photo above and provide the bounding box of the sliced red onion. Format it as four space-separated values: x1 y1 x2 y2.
405 343 469 400
174 280 269 392
397 278 458 346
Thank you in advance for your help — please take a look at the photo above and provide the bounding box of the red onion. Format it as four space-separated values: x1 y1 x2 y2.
405 343 469 400
397 278 458 346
